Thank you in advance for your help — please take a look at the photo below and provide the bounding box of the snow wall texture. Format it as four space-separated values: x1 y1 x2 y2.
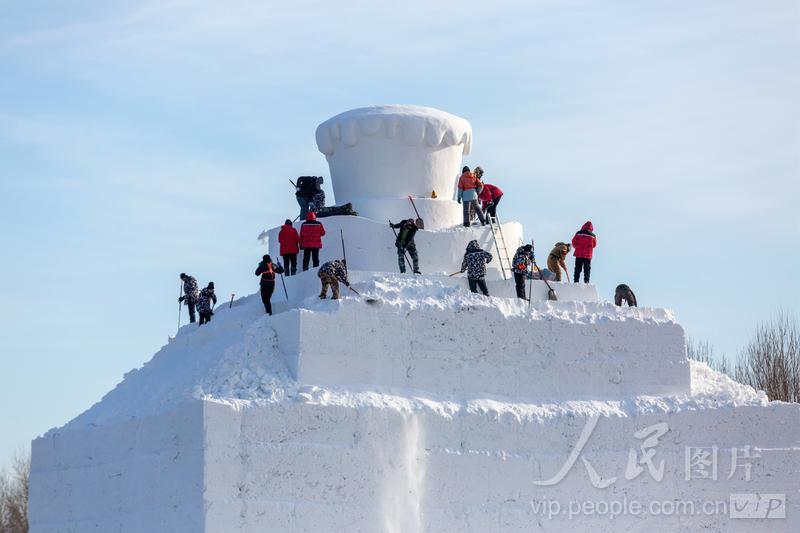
29 276 800 532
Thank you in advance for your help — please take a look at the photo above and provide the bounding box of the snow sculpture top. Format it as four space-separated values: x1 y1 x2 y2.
315 105 472 202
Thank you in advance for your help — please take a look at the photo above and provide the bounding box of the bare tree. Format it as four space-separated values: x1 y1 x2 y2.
0 452 29 533
734 312 800 403
686 336 731 375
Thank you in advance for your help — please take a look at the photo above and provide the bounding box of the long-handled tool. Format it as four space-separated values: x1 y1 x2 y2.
340 229 378 303
448 271 463 277
528 241 535 309
229 293 235 309
278 264 289 299
407 195 425 229
290 179 302 222
177 282 183 332
340 229 348 268
389 220 415 274
533 259 558 301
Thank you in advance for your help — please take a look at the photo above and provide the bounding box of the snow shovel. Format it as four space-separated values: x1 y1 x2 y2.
533 260 558 301
448 271 463 277
407 195 425 229
345 284 378 305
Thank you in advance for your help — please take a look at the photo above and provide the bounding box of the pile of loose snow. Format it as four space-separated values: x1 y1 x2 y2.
319 274 675 323
59 275 761 432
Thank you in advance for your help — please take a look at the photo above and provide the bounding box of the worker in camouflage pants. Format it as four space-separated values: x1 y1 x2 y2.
318 259 350 300
178 273 200 323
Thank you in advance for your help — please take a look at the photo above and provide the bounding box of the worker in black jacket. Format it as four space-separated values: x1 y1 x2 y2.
389 219 421 274
255 255 285 315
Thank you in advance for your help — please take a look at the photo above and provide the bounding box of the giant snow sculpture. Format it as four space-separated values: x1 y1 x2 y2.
29 105 800 532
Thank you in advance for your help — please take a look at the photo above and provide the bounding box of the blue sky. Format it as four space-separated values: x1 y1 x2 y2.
1 0 798 465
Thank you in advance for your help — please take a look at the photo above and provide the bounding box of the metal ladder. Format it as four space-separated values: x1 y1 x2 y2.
487 215 513 280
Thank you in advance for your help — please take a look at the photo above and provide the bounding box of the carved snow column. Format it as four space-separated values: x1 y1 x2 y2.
315 105 472 229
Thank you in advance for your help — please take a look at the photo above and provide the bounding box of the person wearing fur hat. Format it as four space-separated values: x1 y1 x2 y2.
547 242 571 282
571 221 597 283
255 255 284 315
197 282 217 325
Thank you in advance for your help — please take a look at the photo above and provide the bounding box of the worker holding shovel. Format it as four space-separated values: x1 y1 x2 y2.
317 259 351 300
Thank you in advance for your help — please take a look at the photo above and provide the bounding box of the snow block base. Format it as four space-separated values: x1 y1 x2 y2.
31 398 800 533
271 301 691 400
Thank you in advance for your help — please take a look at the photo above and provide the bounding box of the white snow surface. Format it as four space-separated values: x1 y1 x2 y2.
315 105 472 157
316 105 472 202
61 274 759 433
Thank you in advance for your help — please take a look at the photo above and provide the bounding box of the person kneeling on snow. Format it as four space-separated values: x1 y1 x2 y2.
255 255 284 315
318 259 350 300
460 240 493 296
390 219 421 274
178 273 200 323
512 244 534 299
197 282 217 325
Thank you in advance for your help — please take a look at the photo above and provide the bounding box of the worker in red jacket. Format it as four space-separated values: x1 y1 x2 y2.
299 211 326 272
278 219 300 276
478 183 503 219
571 221 597 283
